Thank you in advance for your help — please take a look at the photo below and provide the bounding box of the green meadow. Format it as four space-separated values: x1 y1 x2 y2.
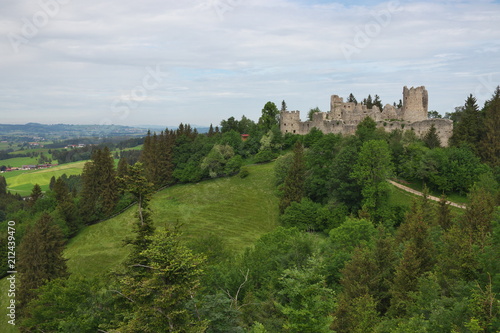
65 161 279 277
4 161 87 195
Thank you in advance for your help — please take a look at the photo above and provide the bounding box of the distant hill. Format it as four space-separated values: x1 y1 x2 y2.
0 123 210 141
0 123 147 140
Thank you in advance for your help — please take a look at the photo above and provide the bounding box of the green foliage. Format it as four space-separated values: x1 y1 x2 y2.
329 137 363 212
305 133 341 203
479 86 500 167
80 147 118 223
258 101 280 131
417 147 489 194
276 256 335 332
18 213 69 317
423 123 441 149
119 228 207 332
239 166 250 178
352 139 393 219
307 107 321 121
20 276 116 332
356 116 379 142
280 198 323 231
279 142 306 214
450 94 483 150
274 153 293 186
201 144 238 178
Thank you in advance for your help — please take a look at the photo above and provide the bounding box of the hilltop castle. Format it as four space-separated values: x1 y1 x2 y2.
280 86 453 146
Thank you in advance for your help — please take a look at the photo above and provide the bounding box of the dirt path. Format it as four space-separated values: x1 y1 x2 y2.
388 180 466 210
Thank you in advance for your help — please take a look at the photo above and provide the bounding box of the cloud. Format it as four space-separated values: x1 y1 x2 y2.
0 0 499 126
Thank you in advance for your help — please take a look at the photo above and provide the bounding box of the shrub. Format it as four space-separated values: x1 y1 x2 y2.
239 167 250 178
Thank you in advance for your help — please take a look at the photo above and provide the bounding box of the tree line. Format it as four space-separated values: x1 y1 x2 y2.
0 88 499 332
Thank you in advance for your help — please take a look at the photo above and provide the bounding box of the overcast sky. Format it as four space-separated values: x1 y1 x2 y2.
1 0 499 127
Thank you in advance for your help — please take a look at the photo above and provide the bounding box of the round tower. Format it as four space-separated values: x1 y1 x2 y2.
402 86 428 122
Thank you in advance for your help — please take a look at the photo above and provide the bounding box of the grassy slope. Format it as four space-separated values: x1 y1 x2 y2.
65 161 279 277
5 161 86 195
1 162 277 331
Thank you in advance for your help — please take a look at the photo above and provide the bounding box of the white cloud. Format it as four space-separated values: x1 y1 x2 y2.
0 0 499 126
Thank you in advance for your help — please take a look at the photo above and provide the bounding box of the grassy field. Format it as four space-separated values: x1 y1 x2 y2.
0 156 41 168
4 161 87 195
65 161 279 277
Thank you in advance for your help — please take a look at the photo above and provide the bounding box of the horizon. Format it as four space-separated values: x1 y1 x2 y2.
1 0 499 126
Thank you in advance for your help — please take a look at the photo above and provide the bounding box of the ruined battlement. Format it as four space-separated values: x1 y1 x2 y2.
280 86 453 146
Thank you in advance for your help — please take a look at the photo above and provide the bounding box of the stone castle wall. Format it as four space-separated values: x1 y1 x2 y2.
280 86 453 146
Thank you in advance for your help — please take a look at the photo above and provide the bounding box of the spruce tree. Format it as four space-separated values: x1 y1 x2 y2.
53 177 69 203
49 176 56 191
80 147 118 223
18 213 68 317
423 123 441 149
28 184 43 208
0 175 7 195
279 141 305 214
450 94 483 149
479 86 500 167
347 93 357 103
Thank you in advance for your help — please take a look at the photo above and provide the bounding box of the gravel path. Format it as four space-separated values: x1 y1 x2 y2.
388 180 466 210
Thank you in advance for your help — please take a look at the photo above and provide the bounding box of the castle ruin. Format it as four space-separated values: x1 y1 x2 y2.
280 86 453 146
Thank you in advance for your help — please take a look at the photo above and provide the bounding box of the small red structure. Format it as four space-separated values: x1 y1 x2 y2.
241 134 250 141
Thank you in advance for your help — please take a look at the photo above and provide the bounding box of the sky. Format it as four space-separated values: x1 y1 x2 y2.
1 0 500 127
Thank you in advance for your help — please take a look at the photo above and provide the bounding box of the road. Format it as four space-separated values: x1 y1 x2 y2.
388 180 466 210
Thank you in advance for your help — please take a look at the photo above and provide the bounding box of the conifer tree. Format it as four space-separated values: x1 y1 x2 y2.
80 147 118 223
479 86 500 167
347 93 357 104
121 162 156 269
28 184 43 208
119 229 207 332
157 130 174 187
389 201 435 316
281 100 287 112
0 175 7 195
53 177 69 203
436 194 453 230
450 94 483 149
49 176 56 191
279 141 305 213
423 123 441 149
18 213 68 317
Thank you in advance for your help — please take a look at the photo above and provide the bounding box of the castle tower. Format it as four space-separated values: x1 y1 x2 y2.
280 111 302 134
402 86 428 122
330 95 344 119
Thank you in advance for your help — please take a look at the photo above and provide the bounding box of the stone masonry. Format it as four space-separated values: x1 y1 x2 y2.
280 86 453 146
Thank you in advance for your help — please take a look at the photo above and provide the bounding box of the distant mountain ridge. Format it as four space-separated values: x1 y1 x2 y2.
0 123 210 139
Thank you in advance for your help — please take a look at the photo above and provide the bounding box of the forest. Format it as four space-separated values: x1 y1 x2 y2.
0 88 499 332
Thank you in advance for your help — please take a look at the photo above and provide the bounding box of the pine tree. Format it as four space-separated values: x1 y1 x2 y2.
0 175 7 195
436 194 453 230
208 124 215 137
281 100 287 112
53 177 69 203
450 94 483 149
390 201 435 316
157 130 174 187
80 147 118 223
49 176 56 191
28 184 43 208
119 229 207 332
347 93 357 104
279 141 305 213
18 213 68 317
423 123 441 149
373 94 383 110
479 86 500 167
